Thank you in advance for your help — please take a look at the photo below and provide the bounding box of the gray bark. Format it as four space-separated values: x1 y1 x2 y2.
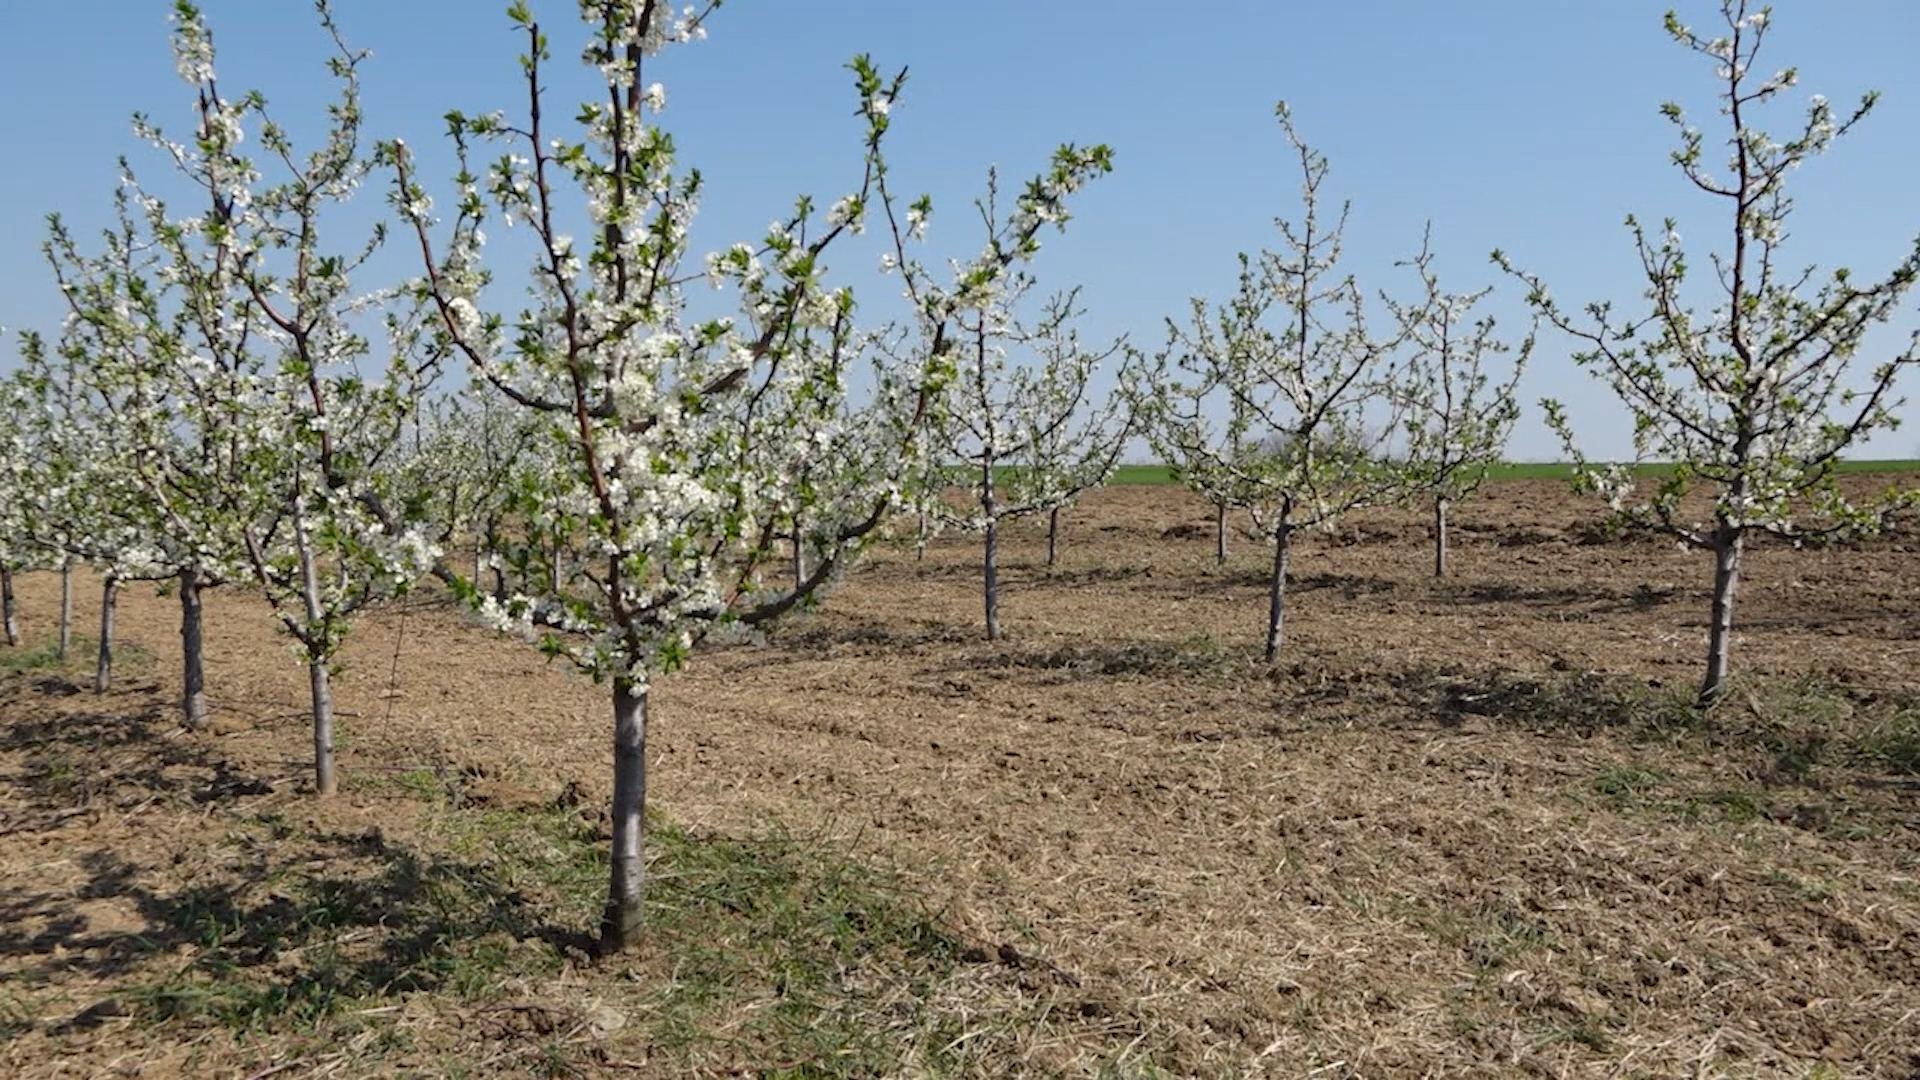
310 659 337 797
294 510 338 797
1263 520 1294 664
549 494 565 594
1434 495 1450 578
58 558 73 660
982 458 1001 641
601 678 648 952
1046 507 1060 568
792 518 806 596
983 515 1001 641
1 566 17 647
1214 502 1229 565
1700 526 1744 706
179 567 209 730
94 576 118 693
485 523 508 599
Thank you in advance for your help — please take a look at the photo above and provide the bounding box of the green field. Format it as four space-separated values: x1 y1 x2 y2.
1109 460 1920 486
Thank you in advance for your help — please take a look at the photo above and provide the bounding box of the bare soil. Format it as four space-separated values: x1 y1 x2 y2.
3 478 1918 1078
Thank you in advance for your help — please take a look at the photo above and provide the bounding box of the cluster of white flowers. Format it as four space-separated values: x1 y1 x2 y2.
826 194 865 233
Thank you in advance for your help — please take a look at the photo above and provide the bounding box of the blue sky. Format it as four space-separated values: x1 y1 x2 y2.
2 1 1916 460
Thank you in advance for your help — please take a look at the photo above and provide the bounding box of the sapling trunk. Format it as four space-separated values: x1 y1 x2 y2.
983 516 1001 641
549 493 565 595
1 566 17 647
58 557 74 660
179 567 209 730
485 522 508 599
293 507 338 797
981 458 1001 641
94 576 118 693
1433 495 1450 578
1047 507 1060 568
792 516 806 595
601 677 648 952
1700 525 1744 706
309 659 337 796
1263 520 1294 664
1214 502 1228 565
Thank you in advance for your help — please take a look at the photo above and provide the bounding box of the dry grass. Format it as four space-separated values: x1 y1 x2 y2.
2 477 1918 1077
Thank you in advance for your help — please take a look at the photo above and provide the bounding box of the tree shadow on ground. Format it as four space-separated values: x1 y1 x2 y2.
0 673 593 1029
0 680 208 837
1401 665 1698 735
956 637 1250 682
1434 580 1682 615
0 822 591 1027
761 618 975 658
1133 568 1403 600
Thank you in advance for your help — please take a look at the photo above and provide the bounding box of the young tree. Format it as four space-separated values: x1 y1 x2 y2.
38 191 244 726
922 181 1136 638
0 376 31 650
1153 104 1414 663
388 0 1110 951
1006 295 1139 571
1496 0 1920 705
1387 230 1532 577
391 389 546 595
45 2 442 792
4 335 164 692
177 3 444 796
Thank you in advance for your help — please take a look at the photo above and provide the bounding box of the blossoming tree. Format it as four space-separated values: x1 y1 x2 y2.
37 188 248 725
1152 104 1415 663
1386 230 1532 577
7 321 176 691
0 375 36 651
391 389 548 596
389 0 1110 951
917 175 1137 638
1496 0 1920 704
45 1 444 794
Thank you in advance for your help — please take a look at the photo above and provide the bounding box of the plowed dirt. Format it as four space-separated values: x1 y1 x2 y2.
3 478 1917 1077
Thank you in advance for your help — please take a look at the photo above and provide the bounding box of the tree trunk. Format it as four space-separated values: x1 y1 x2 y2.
94 576 118 694
293 504 338 797
179 567 209 730
601 678 649 953
485 523 508 599
58 557 74 660
1 566 17 647
1700 527 1744 706
1433 495 1450 578
1263 520 1293 664
310 659 337 797
1047 507 1060 568
982 458 1001 641
1213 503 1229 565
549 496 565 595
983 515 1001 641
792 517 806 595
